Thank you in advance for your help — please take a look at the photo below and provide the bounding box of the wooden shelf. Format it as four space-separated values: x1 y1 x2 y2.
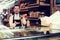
26 6 39 8
40 4 50 6
20 5 39 10
20 5 39 12
39 2 50 6
28 16 38 18
20 10 28 12
55 5 60 6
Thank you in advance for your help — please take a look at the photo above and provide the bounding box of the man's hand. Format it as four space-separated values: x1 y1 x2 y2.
14 21 20 25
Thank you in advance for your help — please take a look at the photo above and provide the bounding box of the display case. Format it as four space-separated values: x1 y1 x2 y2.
0 26 59 40
0 25 53 40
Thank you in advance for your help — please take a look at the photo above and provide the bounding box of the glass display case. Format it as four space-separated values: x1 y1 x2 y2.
0 25 52 40
1 27 60 40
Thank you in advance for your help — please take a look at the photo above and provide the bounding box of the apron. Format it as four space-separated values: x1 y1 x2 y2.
13 14 21 28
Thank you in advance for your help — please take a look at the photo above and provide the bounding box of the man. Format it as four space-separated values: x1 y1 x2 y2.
9 5 21 28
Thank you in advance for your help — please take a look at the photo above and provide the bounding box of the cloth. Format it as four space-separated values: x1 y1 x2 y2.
14 13 20 20
9 13 21 28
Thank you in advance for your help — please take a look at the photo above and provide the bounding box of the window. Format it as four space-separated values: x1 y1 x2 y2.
56 0 60 4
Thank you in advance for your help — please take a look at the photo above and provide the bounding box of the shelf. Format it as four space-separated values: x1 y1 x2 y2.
55 4 60 6
28 16 38 18
40 3 50 6
20 5 39 12
36 0 50 6
20 5 39 10
20 10 28 12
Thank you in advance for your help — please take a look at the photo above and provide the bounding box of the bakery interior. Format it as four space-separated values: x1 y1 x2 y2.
0 0 60 40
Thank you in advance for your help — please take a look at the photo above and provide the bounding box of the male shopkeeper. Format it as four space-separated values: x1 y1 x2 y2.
9 5 23 28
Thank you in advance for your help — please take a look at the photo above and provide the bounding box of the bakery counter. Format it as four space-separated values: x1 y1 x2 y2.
0 27 46 39
0 27 60 40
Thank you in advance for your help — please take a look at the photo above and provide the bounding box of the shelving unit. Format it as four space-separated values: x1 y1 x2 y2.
14 0 55 26
15 0 58 15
